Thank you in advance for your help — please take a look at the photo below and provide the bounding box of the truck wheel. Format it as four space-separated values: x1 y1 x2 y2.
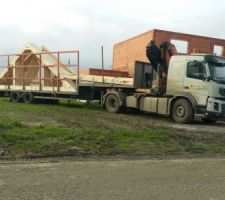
10 92 21 103
202 118 217 124
23 93 34 104
105 94 121 113
172 99 194 123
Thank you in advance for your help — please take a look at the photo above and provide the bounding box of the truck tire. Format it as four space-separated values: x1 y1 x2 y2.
172 99 194 123
23 93 34 104
10 92 21 103
105 93 121 113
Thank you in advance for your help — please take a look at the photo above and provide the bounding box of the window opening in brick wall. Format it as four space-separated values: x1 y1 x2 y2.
213 45 223 56
171 39 188 54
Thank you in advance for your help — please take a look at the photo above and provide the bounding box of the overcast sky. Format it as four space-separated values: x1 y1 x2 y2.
0 0 224 68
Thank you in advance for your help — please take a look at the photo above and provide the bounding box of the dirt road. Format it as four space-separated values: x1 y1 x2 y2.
0 158 225 200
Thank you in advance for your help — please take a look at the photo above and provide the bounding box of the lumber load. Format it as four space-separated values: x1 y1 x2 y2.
64 74 133 87
0 43 77 93
80 68 129 77
0 43 134 93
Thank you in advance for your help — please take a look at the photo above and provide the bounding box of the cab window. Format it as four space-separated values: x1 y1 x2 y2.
187 61 207 80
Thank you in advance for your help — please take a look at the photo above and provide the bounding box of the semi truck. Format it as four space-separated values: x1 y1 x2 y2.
0 43 225 124
109 54 225 124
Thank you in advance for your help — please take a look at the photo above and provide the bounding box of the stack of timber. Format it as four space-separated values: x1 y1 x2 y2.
80 68 129 77
0 43 134 93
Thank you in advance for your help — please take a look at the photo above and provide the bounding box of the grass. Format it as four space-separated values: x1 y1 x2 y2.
0 118 173 157
0 97 225 158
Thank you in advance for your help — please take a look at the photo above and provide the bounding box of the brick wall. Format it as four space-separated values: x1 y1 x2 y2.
112 29 225 77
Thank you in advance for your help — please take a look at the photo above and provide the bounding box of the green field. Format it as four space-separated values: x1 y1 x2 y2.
0 97 225 159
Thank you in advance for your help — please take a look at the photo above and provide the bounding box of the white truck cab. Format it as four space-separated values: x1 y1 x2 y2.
167 54 225 122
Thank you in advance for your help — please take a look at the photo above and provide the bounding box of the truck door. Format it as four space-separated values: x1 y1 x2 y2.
184 61 209 106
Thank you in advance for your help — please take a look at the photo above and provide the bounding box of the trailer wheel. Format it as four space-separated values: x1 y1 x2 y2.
10 92 21 103
172 99 194 123
23 93 34 104
105 93 121 113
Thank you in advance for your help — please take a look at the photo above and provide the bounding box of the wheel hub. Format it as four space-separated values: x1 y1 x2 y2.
176 105 185 117
110 99 116 108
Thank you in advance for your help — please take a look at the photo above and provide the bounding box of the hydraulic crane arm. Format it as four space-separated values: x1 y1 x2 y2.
146 40 177 74
146 40 177 94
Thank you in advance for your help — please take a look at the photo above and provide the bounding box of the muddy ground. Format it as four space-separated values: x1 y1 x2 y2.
0 98 225 158
1 99 225 199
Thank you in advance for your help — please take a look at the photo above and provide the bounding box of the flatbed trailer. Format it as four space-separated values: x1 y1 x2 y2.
0 43 135 102
0 45 184 124
1 43 225 124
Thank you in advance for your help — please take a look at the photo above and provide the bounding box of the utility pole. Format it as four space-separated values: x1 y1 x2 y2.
101 46 104 83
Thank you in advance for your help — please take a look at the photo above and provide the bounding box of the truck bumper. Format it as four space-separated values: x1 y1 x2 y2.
206 97 225 119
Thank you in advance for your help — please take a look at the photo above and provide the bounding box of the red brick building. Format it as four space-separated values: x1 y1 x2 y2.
112 29 225 77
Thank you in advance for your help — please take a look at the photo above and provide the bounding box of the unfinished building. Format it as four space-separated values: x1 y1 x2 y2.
112 29 225 76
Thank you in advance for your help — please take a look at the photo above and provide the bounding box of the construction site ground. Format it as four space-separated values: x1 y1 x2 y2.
0 97 225 159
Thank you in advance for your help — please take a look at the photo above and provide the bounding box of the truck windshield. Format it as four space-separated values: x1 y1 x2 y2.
209 62 225 84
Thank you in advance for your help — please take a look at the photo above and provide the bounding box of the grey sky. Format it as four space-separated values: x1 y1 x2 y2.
0 0 224 68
